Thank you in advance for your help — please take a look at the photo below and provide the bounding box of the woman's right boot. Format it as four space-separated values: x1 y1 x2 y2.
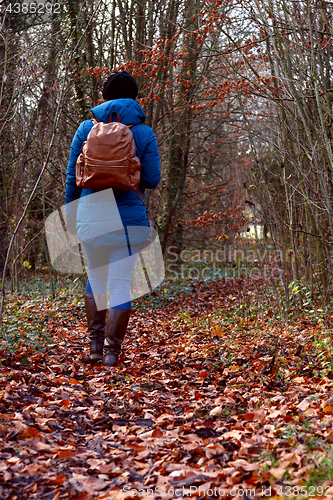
103 309 131 367
85 293 107 362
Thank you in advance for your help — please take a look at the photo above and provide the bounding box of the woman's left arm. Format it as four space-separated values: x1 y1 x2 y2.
139 128 161 189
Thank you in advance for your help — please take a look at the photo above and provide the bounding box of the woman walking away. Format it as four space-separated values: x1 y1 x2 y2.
65 71 161 366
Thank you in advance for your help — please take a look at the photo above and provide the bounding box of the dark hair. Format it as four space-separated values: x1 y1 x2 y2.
102 71 139 101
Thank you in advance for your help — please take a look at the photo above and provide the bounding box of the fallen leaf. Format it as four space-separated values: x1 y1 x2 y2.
210 406 223 417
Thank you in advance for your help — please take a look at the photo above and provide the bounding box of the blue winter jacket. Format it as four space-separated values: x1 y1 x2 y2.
65 99 161 238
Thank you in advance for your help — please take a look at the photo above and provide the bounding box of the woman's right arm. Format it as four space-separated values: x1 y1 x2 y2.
65 123 86 208
65 121 94 234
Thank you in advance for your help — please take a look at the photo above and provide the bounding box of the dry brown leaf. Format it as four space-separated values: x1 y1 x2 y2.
152 427 164 438
228 459 259 471
297 398 310 411
223 430 244 440
210 406 223 417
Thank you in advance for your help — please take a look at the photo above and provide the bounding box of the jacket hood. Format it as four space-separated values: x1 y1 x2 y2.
91 99 146 126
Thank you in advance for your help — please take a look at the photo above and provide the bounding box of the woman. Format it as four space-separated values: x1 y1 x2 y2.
65 71 161 366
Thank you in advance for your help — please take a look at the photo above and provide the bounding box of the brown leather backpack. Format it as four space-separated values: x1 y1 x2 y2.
76 111 141 191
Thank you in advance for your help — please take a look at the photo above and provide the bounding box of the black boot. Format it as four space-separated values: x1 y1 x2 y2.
85 293 107 362
103 309 131 367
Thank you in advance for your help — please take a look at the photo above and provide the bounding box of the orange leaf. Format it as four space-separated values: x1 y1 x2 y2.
229 365 241 372
54 474 67 485
152 427 164 438
21 426 41 438
57 449 75 459
59 399 71 407
128 443 146 451
242 412 255 421
68 378 80 385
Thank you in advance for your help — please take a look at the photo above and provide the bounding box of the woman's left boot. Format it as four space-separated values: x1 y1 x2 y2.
85 293 107 362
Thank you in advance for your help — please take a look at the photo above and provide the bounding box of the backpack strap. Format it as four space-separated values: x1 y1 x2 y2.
92 118 99 125
109 111 120 123
136 187 153 232
135 187 147 207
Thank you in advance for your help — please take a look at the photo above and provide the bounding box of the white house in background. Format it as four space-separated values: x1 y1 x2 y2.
239 223 265 239
239 200 267 239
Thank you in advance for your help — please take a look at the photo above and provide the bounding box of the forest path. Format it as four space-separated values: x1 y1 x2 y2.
0 279 332 499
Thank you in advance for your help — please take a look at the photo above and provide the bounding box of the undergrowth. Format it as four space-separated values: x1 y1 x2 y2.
1 260 333 367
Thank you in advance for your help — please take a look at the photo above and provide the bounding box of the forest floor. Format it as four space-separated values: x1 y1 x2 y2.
1 276 333 499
